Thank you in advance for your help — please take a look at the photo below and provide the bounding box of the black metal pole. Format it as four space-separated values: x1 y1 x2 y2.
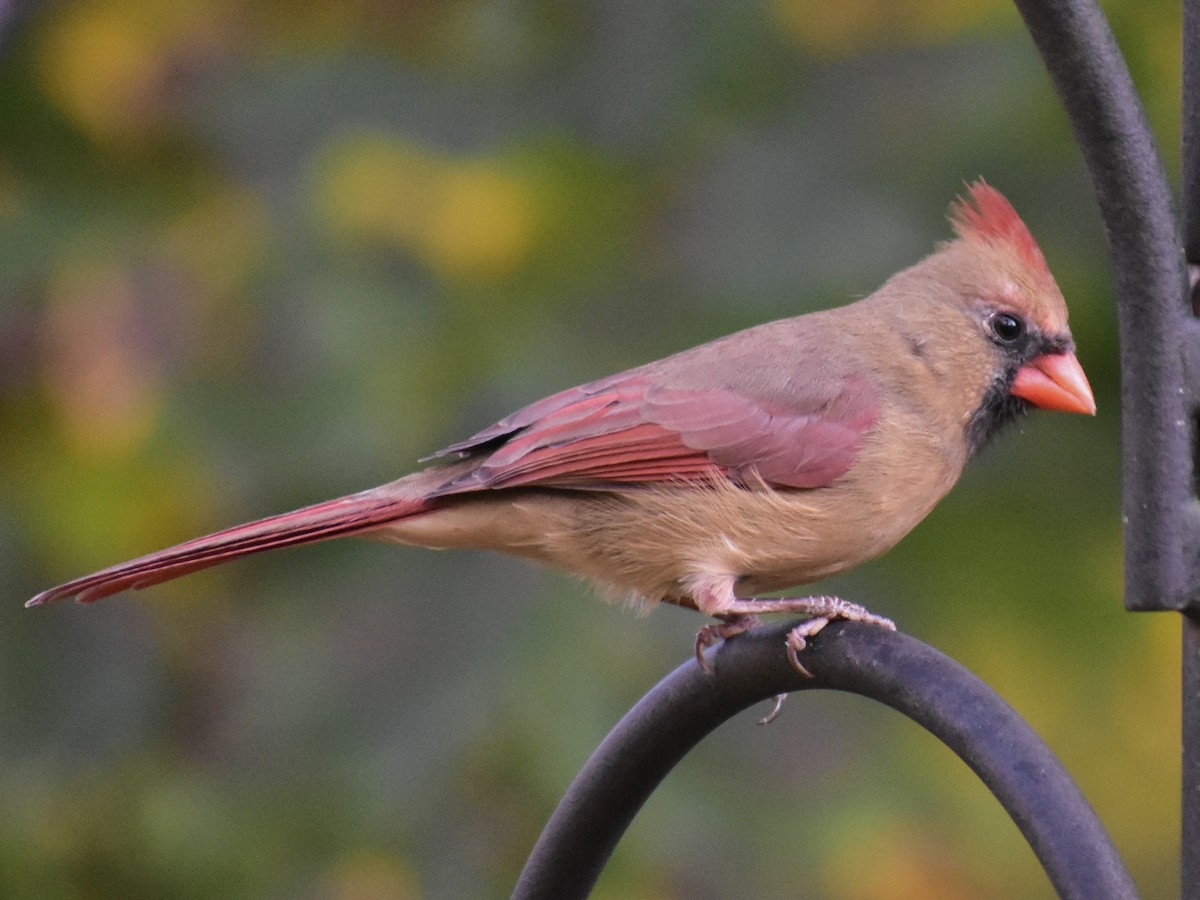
1185 0 1200 267
0 1 32 55
513 622 1137 900
1014 1 1193 894
1184 614 1200 896
1010 0 1190 611
1182 2 1200 890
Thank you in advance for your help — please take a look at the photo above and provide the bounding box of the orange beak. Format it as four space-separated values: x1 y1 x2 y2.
1011 351 1096 415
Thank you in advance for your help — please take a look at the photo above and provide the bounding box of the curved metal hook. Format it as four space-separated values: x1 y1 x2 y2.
513 621 1137 900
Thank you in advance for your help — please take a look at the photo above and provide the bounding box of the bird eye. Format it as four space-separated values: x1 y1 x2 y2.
989 312 1025 344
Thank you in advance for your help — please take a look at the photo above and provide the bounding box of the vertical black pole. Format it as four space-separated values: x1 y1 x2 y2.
1182 4 1200 892
1014 0 1191 892
1014 0 1190 614
1185 0 1200 266
1184 616 1200 896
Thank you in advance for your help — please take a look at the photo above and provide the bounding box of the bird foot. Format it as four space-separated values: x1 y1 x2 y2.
718 595 895 677
694 614 762 674
758 694 788 725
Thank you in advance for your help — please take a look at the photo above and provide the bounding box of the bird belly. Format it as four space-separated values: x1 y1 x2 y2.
373 458 956 613
545 477 945 608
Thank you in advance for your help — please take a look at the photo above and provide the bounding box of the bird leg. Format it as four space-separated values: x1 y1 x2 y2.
705 596 895 677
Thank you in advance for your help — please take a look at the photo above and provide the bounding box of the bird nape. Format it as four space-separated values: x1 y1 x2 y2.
28 180 1096 675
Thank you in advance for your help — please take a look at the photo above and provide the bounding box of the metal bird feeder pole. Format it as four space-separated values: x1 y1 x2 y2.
513 623 1138 899
1180 0 1200 887
1017 0 1195 892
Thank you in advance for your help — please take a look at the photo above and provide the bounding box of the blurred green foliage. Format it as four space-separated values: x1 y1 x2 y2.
0 0 1183 897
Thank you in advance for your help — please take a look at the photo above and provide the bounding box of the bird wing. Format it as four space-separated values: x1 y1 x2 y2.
427 370 879 493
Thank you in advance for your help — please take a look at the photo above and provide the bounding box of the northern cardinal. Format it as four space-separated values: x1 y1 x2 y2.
28 181 1095 673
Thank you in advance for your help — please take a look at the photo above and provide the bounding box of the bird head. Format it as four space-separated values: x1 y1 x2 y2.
934 180 1095 450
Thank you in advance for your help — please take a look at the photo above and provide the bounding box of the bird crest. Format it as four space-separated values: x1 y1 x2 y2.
948 179 1049 275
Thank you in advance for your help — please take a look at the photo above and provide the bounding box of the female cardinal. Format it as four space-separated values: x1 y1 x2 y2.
29 181 1095 673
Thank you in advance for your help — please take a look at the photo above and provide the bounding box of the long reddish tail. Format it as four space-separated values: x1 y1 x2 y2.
27 489 433 606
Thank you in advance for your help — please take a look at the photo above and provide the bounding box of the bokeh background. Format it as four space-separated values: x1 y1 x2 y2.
0 0 1183 897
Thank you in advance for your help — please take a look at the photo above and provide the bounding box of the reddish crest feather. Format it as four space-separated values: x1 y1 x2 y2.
949 179 1048 273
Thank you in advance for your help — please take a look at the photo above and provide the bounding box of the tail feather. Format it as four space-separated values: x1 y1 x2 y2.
27 490 432 606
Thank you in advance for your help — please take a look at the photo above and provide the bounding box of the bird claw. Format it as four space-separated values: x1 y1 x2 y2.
783 598 895 675
694 614 762 674
784 618 828 677
758 693 788 725
706 595 894 677
694 597 893 678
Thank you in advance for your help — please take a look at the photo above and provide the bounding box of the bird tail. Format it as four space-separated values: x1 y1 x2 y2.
27 487 434 606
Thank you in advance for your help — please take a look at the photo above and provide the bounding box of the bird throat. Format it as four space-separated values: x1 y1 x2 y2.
966 376 1029 457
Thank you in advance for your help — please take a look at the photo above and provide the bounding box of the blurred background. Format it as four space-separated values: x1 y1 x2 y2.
0 0 1182 897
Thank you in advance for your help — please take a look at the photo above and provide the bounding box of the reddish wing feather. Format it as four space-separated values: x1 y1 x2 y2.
639 383 878 488
454 422 719 490
431 373 878 493
429 370 633 459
